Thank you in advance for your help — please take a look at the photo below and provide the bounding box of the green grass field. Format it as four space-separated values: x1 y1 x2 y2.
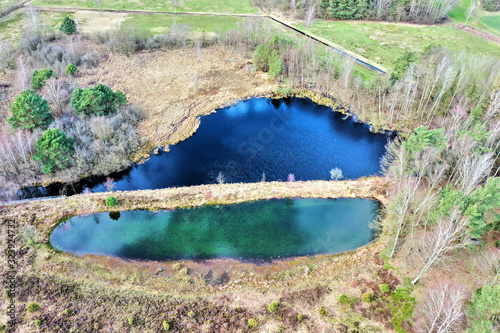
480 14 500 36
296 20 500 70
449 0 471 22
31 0 259 14
122 14 244 36
0 9 71 42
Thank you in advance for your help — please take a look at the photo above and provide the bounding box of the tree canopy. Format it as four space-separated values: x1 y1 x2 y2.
33 129 75 174
8 90 53 130
71 84 127 116
32 68 56 90
60 16 76 35
268 50 284 79
253 44 271 72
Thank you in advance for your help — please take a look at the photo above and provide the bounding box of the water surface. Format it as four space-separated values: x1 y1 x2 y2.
22 98 390 197
50 198 380 260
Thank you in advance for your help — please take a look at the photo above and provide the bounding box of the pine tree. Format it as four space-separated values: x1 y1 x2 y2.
33 129 75 173
8 90 53 130
60 17 76 35
268 50 284 79
71 84 127 116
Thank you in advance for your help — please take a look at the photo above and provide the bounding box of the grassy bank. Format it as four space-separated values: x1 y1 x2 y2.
293 20 500 70
0 9 71 42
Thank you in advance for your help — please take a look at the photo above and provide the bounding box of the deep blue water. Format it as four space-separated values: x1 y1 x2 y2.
22 98 390 197
50 198 380 260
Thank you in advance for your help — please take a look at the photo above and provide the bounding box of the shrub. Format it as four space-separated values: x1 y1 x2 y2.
388 283 416 333
127 317 134 325
106 196 117 207
268 301 278 312
162 320 170 330
0 324 6 331
338 294 349 305
4 289 12 299
60 17 76 35
247 318 258 328
390 51 416 84
362 292 373 303
34 319 41 326
319 306 328 316
187 310 195 318
27 302 40 312
32 69 56 90
297 313 303 322
33 129 75 174
65 63 77 76
380 284 391 293
8 90 53 130
71 84 127 116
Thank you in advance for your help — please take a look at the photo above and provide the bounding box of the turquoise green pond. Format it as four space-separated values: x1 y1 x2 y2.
49 198 380 261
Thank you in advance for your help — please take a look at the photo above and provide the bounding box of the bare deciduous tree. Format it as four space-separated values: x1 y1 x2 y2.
42 78 71 116
93 0 103 10
24 5 41 37
412 208 469 284
304 4 316 30
172 0 179 13
415 281 468 333
0 37 14 73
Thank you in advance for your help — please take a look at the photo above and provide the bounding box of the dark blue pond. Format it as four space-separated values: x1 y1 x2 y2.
23 98 391 197
50 198 380 260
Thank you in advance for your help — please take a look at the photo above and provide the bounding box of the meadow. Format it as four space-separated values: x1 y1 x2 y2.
30 0 259 14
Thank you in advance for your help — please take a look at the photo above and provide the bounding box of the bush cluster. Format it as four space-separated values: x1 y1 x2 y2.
27 302 40 312
105 196 117 207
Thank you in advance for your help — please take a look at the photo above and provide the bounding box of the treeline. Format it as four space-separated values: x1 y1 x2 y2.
483 0 500 11
255 0 456 23
381 102 500 331
241 34 500 132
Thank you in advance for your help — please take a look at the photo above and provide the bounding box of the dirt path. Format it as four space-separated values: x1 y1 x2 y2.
456 23 500 44
33 5 267 18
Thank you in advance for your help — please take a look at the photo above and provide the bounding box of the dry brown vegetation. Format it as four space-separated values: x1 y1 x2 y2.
75 45 278 158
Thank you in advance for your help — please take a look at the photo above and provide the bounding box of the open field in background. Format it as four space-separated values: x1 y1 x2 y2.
122 13 245 36
449 0 471 22
449 0 500 36
294 20 500 70
31 0 259 14
0 9 278 43
0 9 71 42
480 13 500 36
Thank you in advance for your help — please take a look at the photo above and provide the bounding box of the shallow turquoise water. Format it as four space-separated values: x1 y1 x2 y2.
50 198 380 260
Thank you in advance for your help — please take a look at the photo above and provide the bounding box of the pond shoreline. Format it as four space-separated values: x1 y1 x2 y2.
21 93 396 193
